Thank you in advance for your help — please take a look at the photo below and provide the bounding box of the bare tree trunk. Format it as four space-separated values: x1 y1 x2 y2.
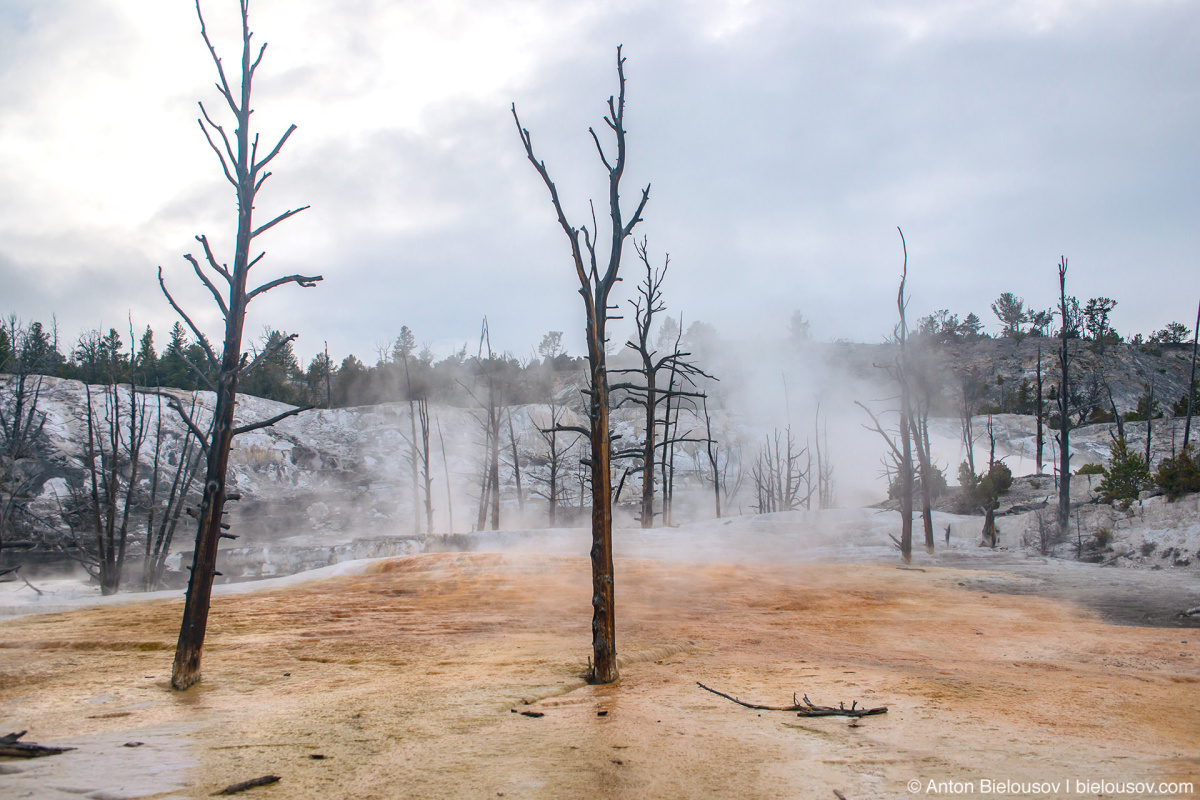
1184 298 1199 449
419 396 434 534
514 47 650 683
897 229 913 564
1056 257 1072 539
436 416 453 533
1035 345 1045 474
169 1 320 690
1144 380 1155 467
404 357 421 534
507 408 524 514
911 404 934 553
704 397 720 518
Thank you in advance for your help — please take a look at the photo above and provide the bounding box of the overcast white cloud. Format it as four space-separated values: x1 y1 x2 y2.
0 0 1196 364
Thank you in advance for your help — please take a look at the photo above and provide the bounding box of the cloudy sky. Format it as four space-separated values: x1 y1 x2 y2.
1 0 1197 365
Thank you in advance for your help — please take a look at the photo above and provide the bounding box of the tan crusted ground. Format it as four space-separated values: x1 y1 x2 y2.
1 553 1197 799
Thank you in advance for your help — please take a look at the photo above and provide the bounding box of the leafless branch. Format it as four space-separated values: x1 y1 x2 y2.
250 204 309 240
245 273 323 304
239 332 298 379
232 405 313 437
158 267 218 369
196 235 232 284
183 254 229 319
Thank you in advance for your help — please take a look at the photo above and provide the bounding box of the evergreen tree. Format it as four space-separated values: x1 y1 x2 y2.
136 326 158 386
160 322 191 388
991 293 1028 339
1097 436 1150 505
240 329 300 403
391 326 417 363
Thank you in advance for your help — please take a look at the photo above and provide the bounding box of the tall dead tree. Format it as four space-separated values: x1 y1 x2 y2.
858 229 914 562
1054 257 1072 538
895 229 915 562
163 0 321 690
81 329 150 595
417 395 434 534
1035 345 1045 474
466 319 503 532
514 46 650 684
1184 298 1199 449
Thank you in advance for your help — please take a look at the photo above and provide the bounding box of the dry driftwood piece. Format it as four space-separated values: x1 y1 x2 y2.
0 731 75 758
697 682 888 718
212 775 281 795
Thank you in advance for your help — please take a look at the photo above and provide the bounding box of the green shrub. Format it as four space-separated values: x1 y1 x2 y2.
955 460 1012 512
888 463 949 502
1094 528 1113 549
1096 436 1150 504
1076 463 1106 476
1141 541 1157 556
1154 445 1200 500
981 461 1013 496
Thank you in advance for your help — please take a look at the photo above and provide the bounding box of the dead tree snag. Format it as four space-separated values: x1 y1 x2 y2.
514 46 650 684
163 0 321 690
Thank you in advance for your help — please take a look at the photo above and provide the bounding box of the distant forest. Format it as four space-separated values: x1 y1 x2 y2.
0 292 1194 410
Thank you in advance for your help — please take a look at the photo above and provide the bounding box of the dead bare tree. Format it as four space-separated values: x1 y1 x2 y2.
1054 257 1073 539
906 343 939 553
1035 345 1045 474
749 427 809 514
894 229 914 562
163 0 322 690
1184 298 1199 449
804 402 836 510
703 397 721 518
436 416 454 533
610 241 714 527
80 328 151 595
465 319 503 532
417 395 434 534
505 406 525 515
143 394 207 591
0 318 55 554
403 354 421 534
530 394 582 527
513 46 650 683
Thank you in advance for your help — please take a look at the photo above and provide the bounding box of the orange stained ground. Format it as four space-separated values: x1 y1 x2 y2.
1 553 1197 799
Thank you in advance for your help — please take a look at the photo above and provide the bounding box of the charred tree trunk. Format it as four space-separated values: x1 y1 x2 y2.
419 396 434 534
1184 298 1199 449
404 356 421 534
896 229 914 564
704 397 720 519
437 416 454 533
1055 257 1072 539
911 404 934 553
1035 345 1045 474
514 46 650 683
507 408 524 514
168 0 320 690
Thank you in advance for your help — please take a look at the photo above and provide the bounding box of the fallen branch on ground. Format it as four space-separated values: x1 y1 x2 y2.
0 731 75 757
213 775 281 795
697 682 888 718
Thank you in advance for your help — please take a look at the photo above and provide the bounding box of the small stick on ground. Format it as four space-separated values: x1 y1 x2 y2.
213 775 281 795
0 731 74 757
697 682 887 718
